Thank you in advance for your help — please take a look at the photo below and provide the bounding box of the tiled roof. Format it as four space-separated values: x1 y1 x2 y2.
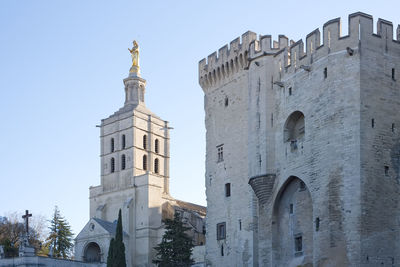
175 200 206 217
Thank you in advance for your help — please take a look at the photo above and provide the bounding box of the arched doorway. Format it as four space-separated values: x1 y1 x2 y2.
272 176 313 266
84 242 101 262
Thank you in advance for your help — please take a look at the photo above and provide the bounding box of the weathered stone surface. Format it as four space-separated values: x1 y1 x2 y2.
75 61 206 266
248 174 276 205
199 12 400 267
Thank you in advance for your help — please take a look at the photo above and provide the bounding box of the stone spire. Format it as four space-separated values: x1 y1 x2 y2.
124 40 146 106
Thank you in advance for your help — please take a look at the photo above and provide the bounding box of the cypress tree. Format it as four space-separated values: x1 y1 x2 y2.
106 209 126 267
106 238 115 266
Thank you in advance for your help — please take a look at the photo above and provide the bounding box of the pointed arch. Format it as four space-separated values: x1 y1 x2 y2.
271 176 313 266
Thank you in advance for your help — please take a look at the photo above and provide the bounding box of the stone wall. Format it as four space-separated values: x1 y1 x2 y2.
0 256 105 267
199 12 400 267
202 56 255 266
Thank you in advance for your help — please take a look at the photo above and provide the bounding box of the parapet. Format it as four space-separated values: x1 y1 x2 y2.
199 12 400 89
273 12 400 73
198 31 257 90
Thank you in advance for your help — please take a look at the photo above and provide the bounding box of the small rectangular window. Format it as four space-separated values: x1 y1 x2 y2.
372 119 375 128
239 219 242 231
289 204 294 214
217 222 226 240
392 123 395 132
324 67 327 79
289 87 292 96
315 217 320 231
294 235 303 253
392 68 395 80
225 183 231 197
217 145 224 162
385 166 389 176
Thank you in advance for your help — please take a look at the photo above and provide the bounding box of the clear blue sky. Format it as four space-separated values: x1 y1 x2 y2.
0 1 398 236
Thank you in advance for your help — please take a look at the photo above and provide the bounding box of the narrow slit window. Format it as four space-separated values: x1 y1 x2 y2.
392 68 395 80
221 245 224 256
225 183 231 197
392 123 395 132
143 155 147 170
225 97 229 107
315 217 320 231
289 204 294 214
111 138 115 153
239 219 242 231
155 139 159 154
385 166 389 176
324 67 328 79
371 119 375 128
154 158 159 174
121 154 126 170
143 135 147 149
122 134 126 149
111 157 115 173
271 113 274 127
289 87 292 96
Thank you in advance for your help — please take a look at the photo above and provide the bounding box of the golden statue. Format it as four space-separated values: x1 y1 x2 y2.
128 40 140 74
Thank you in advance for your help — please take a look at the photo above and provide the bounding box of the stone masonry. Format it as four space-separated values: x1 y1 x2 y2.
75 47 206 267
199 12 400 267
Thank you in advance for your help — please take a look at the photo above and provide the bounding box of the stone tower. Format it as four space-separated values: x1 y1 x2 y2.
76 42 174 267
199 12 400 267
76 41 206 267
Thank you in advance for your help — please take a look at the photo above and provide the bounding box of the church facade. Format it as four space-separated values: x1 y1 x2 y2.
75 42 206 267
199 13 400 266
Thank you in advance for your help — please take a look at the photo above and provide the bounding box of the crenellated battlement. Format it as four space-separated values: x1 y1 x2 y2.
248 34 289 58
199 12 400 89
199 31 257 90
267 12 400 73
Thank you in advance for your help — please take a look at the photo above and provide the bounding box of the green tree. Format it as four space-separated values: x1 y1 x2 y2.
46 206 74 259
153 213 194 267
107 209 126 267
106 238 115 266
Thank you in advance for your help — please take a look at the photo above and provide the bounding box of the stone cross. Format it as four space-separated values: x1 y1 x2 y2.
22 210 32 235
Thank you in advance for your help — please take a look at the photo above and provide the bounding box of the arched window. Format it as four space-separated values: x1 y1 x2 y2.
284 111 305 142
122 134 126 149
121 154 126 170
111 157 115 173
154 158 159 174
143 135 147 150
143 155 147 170
155 139 159 154
111 138 115 153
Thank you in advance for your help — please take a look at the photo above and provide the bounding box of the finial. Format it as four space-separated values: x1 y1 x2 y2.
128 40 140 76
